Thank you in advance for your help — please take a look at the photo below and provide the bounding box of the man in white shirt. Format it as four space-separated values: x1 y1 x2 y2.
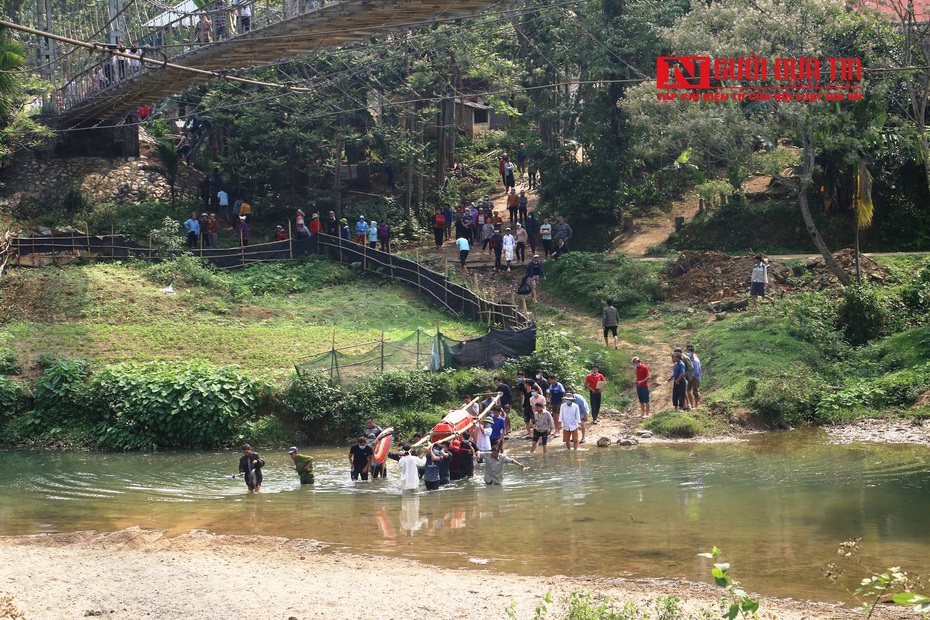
397 447 425 491
560 392 581 450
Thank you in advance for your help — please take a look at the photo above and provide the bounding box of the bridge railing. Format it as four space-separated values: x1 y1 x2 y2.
55 0 318 116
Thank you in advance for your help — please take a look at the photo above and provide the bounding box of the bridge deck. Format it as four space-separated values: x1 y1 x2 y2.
56 0 506 127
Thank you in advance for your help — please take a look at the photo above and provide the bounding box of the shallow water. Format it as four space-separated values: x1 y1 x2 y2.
2 428 929 602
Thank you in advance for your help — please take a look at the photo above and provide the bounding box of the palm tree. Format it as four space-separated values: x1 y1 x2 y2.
143 139 182 206
0 33 25 127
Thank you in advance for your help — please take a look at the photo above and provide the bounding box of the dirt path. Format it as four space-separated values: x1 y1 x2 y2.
615 194 700 257
0 528 900 620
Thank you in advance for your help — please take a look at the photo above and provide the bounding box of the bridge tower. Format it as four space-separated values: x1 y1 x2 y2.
35 0 55 113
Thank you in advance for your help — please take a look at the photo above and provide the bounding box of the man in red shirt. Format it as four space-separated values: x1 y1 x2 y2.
632 357 651 419
584 364 605 425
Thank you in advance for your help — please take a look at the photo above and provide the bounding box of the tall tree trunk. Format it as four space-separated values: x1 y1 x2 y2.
796 132 852 286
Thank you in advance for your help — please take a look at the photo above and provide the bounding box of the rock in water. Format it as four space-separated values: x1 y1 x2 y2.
635 430 653 438
617 437 638 446
596 437 611 448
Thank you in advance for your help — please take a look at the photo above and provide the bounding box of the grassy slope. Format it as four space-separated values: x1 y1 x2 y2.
0 261 485 378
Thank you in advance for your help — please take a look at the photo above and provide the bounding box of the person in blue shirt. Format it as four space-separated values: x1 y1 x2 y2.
547 376 565 435
339 218 351 241
354 216 369 244
489 405 507 448
455 235 470 271
423 444 447 491
183 212 200 249
666 351 687 411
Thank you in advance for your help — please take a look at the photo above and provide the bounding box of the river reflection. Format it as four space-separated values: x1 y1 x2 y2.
1 429 930 602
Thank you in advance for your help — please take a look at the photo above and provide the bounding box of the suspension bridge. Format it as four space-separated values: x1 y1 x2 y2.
29 0 510 129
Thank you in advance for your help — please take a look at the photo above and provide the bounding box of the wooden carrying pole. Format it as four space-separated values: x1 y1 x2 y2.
409 393 500 450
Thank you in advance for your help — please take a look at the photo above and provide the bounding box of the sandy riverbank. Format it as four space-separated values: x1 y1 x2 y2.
0 528 909 620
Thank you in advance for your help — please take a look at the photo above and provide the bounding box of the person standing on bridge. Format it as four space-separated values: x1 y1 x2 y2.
237 0 251 32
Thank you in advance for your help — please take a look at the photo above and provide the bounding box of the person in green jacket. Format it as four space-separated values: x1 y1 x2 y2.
287 447 314 485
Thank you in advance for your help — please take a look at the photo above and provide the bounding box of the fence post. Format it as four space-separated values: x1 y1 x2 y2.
111 225 114 259
416 328 420 369
338 232 343 263
389 253 394 279
289 221 293 259
362 241 367 271
443 258 448 308
415 251 421 293
380 325 385 374
240 230 245 266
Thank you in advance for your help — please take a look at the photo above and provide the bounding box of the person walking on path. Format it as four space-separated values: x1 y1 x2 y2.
666 352 687 412
516 143 527 179
499 153 509 187
686 345 702 408
479 444 526 485
560 392 581 450
539 217 553 258
507 189 519 224
632 357 651 418
287 447 314 485
585 364 605 424
750 254 777 310
529 401 554 453
525 212 538 254
515 223 527 263
525 254 545 302
675 347 694 409
502 227 516 272
503 157 516 190
491 228 504 271
237 444 264 493
517 190 528 224
602 299 620 349
456 234 470 271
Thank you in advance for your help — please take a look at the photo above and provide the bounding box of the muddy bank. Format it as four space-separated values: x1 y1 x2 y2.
0 528 903 620
824 417 930 447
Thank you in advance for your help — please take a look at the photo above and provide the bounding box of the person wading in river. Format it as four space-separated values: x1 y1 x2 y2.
238 444 265 493
287 446 314 485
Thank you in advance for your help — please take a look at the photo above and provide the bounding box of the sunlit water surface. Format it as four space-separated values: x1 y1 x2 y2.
2 428 929 602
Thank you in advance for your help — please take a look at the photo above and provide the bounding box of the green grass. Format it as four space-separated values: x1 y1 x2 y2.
0 261 485 377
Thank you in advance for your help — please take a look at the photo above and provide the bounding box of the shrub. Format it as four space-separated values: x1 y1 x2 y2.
644 411 704 438
280 370 349 440
33 358 92 428
143 253 223 287
817 364 930 423
91 360 271 450
836 285 901 346
748 371 828 427
502 328 586 389
544 252 665 316
239 415 295 446
0 349 20 375
0 375 29 428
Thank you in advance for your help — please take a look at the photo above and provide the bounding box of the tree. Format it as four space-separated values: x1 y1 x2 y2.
143 139 181 206
622 0 897 284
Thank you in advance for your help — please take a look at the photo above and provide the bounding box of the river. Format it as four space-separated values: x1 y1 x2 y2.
2 428 928 603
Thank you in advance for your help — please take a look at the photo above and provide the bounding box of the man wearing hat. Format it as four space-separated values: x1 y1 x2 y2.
354 215 369 245
275 224 287 241
326 210 339 236
339 218 351 241
237 444 265 492
287 447 314 485
238 215 249 246
295 209 305 228
632 357 651 418
308 212 321 234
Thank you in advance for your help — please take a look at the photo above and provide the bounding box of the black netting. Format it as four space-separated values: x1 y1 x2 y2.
11 232 530 329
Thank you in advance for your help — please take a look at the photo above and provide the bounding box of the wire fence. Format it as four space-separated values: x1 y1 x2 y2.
6 231 531 330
